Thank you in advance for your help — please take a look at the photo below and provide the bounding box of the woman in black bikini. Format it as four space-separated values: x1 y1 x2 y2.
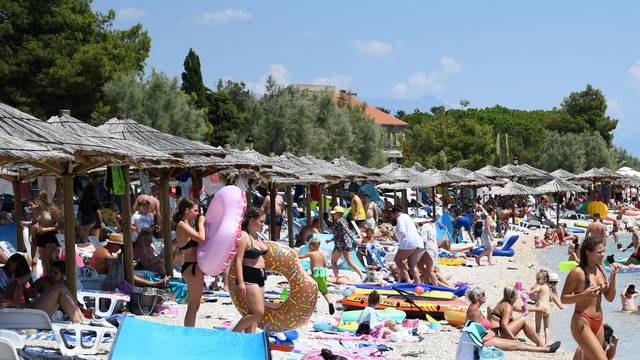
232 207 268 333
489 287 550 348
31 192 61 275
562 236 619 360
174 198 205 327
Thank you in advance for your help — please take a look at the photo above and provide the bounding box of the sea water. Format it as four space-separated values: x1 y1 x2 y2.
535 233 640 359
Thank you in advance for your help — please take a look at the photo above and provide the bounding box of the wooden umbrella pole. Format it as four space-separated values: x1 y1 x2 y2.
12 180 24 252
121 166 134 285
402 189 408 213
432 186 437 217
269 185 277 241
246 180 253 207
159 177 173 277
192 171 202 208
286 186 294 247
331 185 337 208
319 185 325 231
62 173 77 297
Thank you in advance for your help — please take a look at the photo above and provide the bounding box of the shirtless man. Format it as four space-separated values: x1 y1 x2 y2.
262 193 285 240
585 214 607 243
363 194 379 232
88 233 168 287
620 284 639 312
561 236 619 360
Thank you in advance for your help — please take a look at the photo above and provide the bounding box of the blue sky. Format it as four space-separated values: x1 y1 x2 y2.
94 1 640 156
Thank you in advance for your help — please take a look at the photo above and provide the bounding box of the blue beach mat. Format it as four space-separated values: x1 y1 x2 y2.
353 282 468 297
109 317 270 360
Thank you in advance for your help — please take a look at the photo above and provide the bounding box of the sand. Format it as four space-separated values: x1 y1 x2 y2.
25 228 575 359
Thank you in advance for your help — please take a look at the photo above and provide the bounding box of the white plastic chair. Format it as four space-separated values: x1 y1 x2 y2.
77 291 130 318
0 337 19 360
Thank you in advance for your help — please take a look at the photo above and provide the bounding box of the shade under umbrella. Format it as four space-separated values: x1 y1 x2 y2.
536 178 586 194
550 168 575 179
489 180 541 196
448 167 472 177
476 165 511 178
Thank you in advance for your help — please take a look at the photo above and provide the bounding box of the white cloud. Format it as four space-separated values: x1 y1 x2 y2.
391 56 463 99
197 9 252 25
117 8 145 20
351 40 393 58
311 75 352 90
246 64 291 95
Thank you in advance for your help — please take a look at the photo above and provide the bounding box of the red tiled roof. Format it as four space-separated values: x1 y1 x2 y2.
335 94 408 127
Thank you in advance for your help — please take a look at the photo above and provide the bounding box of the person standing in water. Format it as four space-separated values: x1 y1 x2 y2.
561 236 619 360
585 214 607 243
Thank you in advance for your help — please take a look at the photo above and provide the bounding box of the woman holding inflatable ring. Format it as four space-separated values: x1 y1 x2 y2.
232 207 269 333
174 198 206 327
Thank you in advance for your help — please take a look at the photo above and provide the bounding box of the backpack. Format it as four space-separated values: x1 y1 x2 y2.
455 321 506 360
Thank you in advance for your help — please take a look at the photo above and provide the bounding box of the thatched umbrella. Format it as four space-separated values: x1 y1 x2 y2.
572 168 623 182
448 167 473 177
412 170 466 216
536 178 586 225
459 172 503 188
501 163 537 178
0 133 73 166
380 163 422 211
476 165 511 179
489 180 541 196
410 162 428 173
550 168 575 179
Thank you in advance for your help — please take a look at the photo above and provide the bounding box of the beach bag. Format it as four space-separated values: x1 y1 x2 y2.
455 321 488 360
129 286 159 315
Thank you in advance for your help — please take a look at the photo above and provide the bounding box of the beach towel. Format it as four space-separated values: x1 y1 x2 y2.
301 348 388 360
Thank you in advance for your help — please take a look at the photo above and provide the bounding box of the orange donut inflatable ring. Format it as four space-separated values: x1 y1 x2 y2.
229 242 318 332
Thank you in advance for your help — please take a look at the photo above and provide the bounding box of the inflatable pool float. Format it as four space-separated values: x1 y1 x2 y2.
558 261 578 271
438 258 467 266
470 234 519 257
443 305 467 327
198 186 246 276
565 226 585 234
573 222 589 229
353 288 456 300
340 294 468 319
625 210 640 217
588 202 608 218
353 282 468 297
229 242 318 332
341 308 406 323
605 266 640 274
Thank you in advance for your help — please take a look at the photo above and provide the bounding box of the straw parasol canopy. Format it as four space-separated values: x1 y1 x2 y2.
500 163 539 178
97 116 224 157
47 110 182 166
459 172 503 188
380 162 422 181
550 168 575 179
448 167 473 177
536 178 586 194
572 168 623 182
413 170 466 187
0 133 73 166
331 157 395 183
489 180 541 196
476 165 511 178
410 162 428 173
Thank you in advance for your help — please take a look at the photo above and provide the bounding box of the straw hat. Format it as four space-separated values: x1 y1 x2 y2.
107 233 124 245
330 206 345 214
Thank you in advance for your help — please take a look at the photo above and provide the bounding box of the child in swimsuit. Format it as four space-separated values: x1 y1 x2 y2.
298 237 334 314
529 270 564 345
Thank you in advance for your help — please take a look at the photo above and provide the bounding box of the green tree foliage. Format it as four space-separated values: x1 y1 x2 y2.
556 84 618 145
401 111 495 169
538 131 613 173
180 49 207 109
611 147 640 170
251 86 385 167
205 80 257 147
0 0 150 120
96 70 208 140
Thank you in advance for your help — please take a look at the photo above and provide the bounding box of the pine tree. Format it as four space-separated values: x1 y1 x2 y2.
181 48 207 109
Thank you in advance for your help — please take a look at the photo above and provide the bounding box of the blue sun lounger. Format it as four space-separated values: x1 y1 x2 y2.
109 317 270 360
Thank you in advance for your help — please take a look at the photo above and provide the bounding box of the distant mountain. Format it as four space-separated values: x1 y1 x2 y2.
363 96 452 115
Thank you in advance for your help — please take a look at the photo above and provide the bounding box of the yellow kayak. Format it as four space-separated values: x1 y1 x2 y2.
354 288 456 300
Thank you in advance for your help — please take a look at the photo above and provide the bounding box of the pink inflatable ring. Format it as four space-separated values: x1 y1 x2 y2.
197 185 246 276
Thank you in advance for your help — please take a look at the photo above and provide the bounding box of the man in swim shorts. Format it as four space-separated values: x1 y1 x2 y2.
262 192 285 240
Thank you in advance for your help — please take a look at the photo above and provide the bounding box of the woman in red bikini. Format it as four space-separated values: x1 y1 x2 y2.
561 236 619 360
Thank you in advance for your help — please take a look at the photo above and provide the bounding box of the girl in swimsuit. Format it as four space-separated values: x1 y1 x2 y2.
174 198 206 327
30 192 62 275
233 207 269 333
489 287 549 347
561 236 619 360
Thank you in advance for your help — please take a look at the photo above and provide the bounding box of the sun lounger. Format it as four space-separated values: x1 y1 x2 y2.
0 337 19 360
0 308 115 356
109 317 269 360
77 291 130 318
